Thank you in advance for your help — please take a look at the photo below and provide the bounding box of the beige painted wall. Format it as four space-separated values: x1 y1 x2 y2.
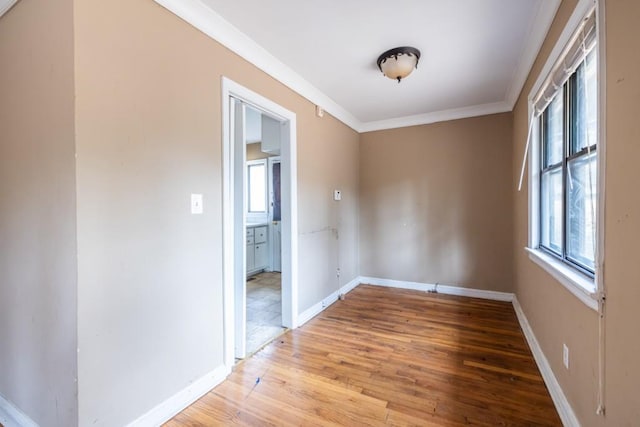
359 114 514 292
0 0 78 426
246 142 271 160
600 2 640 423
74 0 359 425
512 0 640 424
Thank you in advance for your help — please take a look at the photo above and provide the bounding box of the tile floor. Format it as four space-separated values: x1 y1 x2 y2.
246 271 286 355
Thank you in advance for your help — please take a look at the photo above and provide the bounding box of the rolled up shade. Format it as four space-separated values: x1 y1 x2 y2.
532 9 597 116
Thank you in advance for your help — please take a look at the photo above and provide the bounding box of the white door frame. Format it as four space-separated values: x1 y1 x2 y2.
231 99 247 358
221 77 298 368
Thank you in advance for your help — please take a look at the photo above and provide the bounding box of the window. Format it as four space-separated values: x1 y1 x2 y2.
539 49 597 275
247 160 267 214
525 5 599 305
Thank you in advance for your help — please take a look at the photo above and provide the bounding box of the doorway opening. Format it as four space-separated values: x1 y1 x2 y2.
245 127 283 354
222 78 298 366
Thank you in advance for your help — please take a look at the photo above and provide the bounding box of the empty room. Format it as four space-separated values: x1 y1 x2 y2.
1 0 638 426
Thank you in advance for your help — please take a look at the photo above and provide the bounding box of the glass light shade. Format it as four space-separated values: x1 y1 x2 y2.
380 53 418 81
377 47 421 83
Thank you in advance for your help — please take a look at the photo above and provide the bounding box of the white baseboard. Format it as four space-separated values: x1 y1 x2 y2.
296 299 324 327
297 276 513 327
339 276 361 296
358 278 577 424
297 276 360 327
512 296 580 427
359 276 514 302
127 364 231 427
125 281 576 427
0 394 38 427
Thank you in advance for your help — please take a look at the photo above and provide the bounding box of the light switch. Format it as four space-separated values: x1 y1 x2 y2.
191 194 203 214
333 190 342 201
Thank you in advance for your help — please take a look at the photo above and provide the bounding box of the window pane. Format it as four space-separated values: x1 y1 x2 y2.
567 152 597 270
544 93 564 167
248 163 266 212
573 49 598 154
541 168 563 254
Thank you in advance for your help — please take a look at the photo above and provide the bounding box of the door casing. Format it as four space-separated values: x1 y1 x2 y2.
221 77 298 366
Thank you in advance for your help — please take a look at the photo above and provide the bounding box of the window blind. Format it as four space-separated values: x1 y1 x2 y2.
532 9 597 116
518 7 597 192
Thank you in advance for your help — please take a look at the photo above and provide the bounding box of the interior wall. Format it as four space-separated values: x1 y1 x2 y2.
511 2 600 423
359 114 513 292
0 0 78 426
600 1 640 423
246 142 270 160
297 109 359 310
74 0 360 425
247 142 275 160
512 0 640 424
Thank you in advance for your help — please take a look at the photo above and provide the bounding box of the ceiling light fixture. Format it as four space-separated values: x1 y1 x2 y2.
377 46 421 83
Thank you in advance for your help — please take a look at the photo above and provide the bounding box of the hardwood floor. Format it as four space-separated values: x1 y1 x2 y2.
165 285 561 426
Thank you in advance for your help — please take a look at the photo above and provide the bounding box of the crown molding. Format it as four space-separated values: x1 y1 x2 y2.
154 0 558 133
0 393 38 427
0 0 19 18
505 0 561 108
152 0 362 132
359 101 511 133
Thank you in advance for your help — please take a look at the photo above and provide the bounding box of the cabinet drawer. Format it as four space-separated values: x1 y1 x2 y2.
246 235 254 245
246 228 254 237
254 226 267 244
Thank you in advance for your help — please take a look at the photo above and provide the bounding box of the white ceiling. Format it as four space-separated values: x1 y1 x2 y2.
155 0 560 131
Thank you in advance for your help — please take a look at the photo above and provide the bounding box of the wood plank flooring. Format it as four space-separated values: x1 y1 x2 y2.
165 285 561 426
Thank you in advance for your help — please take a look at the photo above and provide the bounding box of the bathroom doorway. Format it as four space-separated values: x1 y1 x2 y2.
222 78 298 365
244 123 284 354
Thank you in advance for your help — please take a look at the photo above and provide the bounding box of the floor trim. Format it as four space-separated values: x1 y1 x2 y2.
359 276 514 302
297 276 360 327
512 296 581 427
298 276 514 327
127 364 231 427
126 279 576 426
0 393 37 427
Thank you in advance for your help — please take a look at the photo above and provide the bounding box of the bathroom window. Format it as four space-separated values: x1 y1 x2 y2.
247 159 267 214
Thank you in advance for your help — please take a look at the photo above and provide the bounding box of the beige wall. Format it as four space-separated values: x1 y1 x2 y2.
359 114 514 292
601 1 640 423
246 142 271 160
74 0 359 425
0 0 78 426
512 0 640 424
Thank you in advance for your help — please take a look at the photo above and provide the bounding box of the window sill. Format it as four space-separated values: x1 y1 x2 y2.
525 247 598 311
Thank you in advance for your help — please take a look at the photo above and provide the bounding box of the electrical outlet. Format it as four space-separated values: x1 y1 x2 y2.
563 343 569 369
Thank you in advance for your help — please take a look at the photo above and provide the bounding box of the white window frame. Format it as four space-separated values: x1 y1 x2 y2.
246 158 269 223
526 0 604 311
